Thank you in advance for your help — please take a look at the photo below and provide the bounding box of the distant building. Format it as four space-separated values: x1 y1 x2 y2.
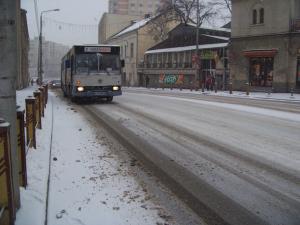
139 23 231 89
230 0 300 92
105 13 180 86
108 0 164 16
28 37 69 81
98 13 141 43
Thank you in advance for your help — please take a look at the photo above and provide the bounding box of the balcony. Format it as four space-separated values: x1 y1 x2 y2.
291 19 300 32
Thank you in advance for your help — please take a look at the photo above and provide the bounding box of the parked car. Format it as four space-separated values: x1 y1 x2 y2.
49 79 61 88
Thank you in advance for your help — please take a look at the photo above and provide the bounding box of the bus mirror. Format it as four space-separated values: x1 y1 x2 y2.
121 60 125 68
65 60 70 68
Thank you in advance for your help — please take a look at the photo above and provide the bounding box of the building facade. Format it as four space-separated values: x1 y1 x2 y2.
230 0 300 92
105 14 179 86
16 9 30 90
28 37 69 81
139 24 230 89
108 0 164 16
98 13 141 43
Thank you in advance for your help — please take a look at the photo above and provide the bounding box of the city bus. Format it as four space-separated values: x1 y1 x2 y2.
61 45 123 102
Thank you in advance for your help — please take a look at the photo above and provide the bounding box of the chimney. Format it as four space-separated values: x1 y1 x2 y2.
144 13 151 19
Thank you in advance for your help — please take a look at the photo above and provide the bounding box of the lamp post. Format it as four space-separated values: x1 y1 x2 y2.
195 0 203 92
38 8 60 85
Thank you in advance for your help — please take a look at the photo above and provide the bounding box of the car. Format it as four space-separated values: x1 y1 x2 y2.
49 79 61 88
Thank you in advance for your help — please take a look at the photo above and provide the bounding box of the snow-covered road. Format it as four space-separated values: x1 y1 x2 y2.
16 87 203 225
87 91 300 225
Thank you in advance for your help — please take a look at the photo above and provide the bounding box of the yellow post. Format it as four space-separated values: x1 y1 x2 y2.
25 97 36 149
38 87 45 117
0 118 16 225
42 84 48 106
16 110 27 188
33 91 42 129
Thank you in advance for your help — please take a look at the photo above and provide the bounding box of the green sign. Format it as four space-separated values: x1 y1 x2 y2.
159 74 184 85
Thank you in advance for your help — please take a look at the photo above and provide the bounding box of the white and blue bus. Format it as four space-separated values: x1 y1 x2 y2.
61 45 123 102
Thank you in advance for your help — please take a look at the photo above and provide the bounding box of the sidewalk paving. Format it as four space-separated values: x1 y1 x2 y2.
125 87 300 103
15 86 170 225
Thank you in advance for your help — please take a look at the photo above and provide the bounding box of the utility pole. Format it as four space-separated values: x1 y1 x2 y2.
195 0 203 92
0 0 21 208
38 14 42 85
38 9 59 85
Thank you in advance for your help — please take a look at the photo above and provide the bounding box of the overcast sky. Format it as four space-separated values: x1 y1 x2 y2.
21 0 109 47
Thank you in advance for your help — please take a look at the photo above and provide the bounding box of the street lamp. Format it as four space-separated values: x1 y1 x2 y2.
194 0 202 91
38 8 60 85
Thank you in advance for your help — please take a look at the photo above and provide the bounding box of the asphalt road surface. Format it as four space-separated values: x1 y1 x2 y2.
84 90 300 225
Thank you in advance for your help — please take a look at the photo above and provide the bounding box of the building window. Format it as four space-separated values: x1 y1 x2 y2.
259 8 264 24
249 57 274 87
130 43 134 58
252 9 257 24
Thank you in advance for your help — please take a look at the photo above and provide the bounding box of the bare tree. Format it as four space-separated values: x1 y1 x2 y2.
147 10 178 41
158 0 216 25
148 0 216 41
220 0 232 14
212 0 232 19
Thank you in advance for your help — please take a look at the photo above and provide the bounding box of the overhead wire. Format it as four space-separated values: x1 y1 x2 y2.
43 17 98 33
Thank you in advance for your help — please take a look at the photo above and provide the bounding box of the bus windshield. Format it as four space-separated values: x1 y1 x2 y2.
76 53 121 74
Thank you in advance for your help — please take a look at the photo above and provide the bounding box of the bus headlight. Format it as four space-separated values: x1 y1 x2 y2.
77 86 84 92
112 86 119 91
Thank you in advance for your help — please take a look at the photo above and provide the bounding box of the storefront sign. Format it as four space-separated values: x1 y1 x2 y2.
200 50 217 60
159 74 184 85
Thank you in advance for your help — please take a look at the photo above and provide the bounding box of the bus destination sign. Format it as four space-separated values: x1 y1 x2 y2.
84 47 112 53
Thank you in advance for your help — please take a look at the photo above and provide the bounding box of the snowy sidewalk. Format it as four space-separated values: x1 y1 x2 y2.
124 87 300 103
15 86 171 225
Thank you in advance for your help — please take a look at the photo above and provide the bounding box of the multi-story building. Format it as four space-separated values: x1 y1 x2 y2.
28 37 69 81
108 0 164 16
230 0 300 92
105 13 180 86
98 13 140 43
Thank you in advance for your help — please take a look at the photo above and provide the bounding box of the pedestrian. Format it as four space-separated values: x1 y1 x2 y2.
206 76 212 91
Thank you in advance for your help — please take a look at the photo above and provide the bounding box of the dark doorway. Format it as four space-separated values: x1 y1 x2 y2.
249 57 274 87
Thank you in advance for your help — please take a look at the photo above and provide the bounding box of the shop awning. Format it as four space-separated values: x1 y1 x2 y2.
243 49 278 57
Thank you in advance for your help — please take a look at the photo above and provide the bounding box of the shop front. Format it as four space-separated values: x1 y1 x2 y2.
249 57 274 87
243 49 277 88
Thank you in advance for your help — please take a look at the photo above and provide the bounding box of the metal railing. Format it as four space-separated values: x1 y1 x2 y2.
0 84 48 225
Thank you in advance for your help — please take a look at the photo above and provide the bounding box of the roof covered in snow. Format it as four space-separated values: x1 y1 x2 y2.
146 23 230 53
145 43 228 54
112 17 153 38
